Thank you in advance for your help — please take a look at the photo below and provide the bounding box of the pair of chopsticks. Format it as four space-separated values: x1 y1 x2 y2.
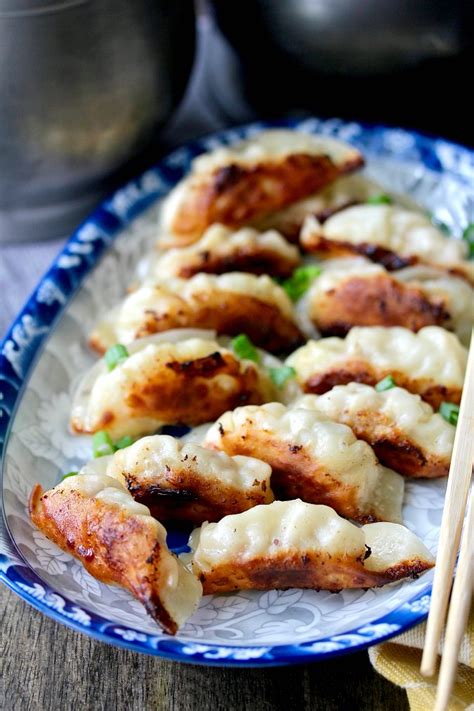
421 330 474 711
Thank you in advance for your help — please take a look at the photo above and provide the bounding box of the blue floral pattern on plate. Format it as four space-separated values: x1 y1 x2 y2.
1 117 472 666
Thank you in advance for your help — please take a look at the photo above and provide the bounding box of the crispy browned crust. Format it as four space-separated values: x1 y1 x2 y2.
301 233 474 285
124 466 273 524
195 550 433 595
300 233 416 270
71 352 271 434
310 274 449 336
207 425 377 522
303 361 462 410
170 153 364 244
175 245 300 279
89 292 303 356
331 409 450 478
372 440 449 479
447 265 474 285
29 484 179 634
88 334 110 355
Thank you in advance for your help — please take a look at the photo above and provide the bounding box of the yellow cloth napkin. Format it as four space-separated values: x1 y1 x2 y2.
369 608 474 710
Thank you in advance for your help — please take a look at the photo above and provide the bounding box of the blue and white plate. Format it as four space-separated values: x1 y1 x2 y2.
1 117 472 666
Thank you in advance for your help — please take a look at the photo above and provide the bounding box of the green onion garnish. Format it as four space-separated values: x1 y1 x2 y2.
231 334 260 363
375 375 396 392
115 435 134 450
439 402 459 426
104 344 129 371
462 223 474 259
61 471 79 480
367 194 392 205
281 266 321 302
92 431 116 458
268 366 296 388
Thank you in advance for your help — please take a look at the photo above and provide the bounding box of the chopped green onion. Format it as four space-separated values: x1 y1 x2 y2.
375 375 396 392
231 334 260 363
439 402 459 426
281 266 321 302
462 223 474 259
61 471 79 480
92 430 116 458
105 344 129 371
115 435 134 450
367 194 392 205
268 366 296 388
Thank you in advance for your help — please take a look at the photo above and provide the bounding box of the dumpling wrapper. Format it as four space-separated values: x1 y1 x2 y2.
251 174 391 241
204 401 404 524
161 129 364 245
300 207 473 284
189 499 434 594
394 265 474 347
71 336 277 440
298 257 449 337
286 326 467 409
105 434 274 524
29 474 202 634
89 273 303 355
145 224 300 280
293 385 455 478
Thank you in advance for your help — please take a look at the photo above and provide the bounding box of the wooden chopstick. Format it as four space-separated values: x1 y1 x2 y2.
434 488 473 711
421 330 474 679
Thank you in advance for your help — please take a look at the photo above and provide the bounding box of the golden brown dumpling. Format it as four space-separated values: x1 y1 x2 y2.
71 335 277 439
286 326 467 409
205 401 404 523
89 273 303 355
298 257 448 336
105 434 274 523
29 473 202 634
161 130 364 245
293 385 455 478
189 500 434 594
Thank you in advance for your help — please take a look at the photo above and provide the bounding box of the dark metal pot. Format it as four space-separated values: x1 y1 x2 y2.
208 0 473 143
0 0 196 242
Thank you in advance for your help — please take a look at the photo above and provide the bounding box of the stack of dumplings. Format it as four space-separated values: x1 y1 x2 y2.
30 128 473 635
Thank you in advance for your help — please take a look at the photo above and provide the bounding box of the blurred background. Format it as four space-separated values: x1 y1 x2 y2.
0 0 472 246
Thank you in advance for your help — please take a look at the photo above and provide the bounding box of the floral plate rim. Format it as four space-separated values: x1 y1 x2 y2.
1 116 472 666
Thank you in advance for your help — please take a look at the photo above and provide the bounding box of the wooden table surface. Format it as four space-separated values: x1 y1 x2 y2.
1 584 408 711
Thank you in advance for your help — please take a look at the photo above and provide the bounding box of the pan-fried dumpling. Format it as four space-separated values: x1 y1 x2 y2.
161 130 364 245
286 326 467 409
394 266 474 346
105 434 273 523
204 401 404 523
89 273 302 355
300 207 473 283
294 385 455 478
298 257 448 336
146 224 300 280
71 336 277 439
189 500 434 594
251 174 387 241
29 474 202 634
